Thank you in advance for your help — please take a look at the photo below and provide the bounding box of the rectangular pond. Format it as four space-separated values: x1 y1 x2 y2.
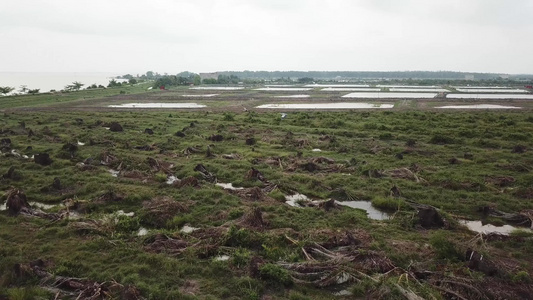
436 104 521 109
446 94 533 99
305 84 370 88
190 87 244 90
273 95 310 98
108 103 207 108
455 88 528 93
342 92 437 99
181 94 219 97
321 88 381 92
255 88 312 91
377 85 440 88
389 88 449 92
257 103 394 109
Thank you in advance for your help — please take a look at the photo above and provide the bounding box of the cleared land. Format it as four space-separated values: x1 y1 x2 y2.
1 83 533 299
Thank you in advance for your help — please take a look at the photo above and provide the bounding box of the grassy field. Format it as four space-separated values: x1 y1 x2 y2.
1 85 533 299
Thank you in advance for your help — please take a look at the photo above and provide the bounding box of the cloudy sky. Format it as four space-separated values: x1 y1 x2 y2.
1 0 532 74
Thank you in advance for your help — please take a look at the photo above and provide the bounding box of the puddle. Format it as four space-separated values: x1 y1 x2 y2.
255 87 312 91
452 86 513 89
265 84 296 87
116 210 135 217
257 103 394 109
166 175 179 185
77 141 85 146
137 227 149 236
342 92 437 99
335 201 391 220
389 88 449 92
108 169 119 177
436 104 521 109
305 84 370 88
108 103 207 108
216 183 244 190
312 149 322 152
333 289 353 296
190 87 243 90
321 88 381 91
180 225 199 233
214 255 230 261
181 94 219 97
446 94 533 99
460 220 532 235
273 95 310 98
0 202 6 211
285 193 309 207
455 88 527 93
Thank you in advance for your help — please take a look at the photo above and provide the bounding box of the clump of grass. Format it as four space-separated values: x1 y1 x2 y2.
371 196 405 211
259 263 292 286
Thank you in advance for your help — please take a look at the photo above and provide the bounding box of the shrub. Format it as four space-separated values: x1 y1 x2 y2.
429 134 455 144
429 230 462 261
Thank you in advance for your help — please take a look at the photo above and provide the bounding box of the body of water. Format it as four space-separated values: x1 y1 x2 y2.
342 92 438 98
0 72 124 93
446 94 533 99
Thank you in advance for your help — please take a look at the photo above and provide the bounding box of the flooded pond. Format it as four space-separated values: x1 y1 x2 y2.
181 94 219 97
446 94 533 99
321 88 381 92
377 85 440 88
455 88 527 93
108 103 207 108
257 103 394 109
255 88 312 91
190 87 243 90
460 220 532 235
389 88 449 92
335 201 391 220
436 104 521 109
30 202 60 210
108 169 119 177
273 95 310 98
342 92 437 99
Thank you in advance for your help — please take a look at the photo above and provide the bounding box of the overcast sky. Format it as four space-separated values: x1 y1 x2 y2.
1 0 532 74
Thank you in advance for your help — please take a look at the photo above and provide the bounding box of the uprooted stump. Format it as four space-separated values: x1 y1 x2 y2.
5 188 30 215
390 185 401 198
175 131 186 137
2 166 22 181
479 206 532 228
466 249 498 276
194 164 217 183
512 145 527 153
175 176 199 188
34 153 53 166
95 191 124 203
208 134 223 142
183 146 203 155
238 207 268 229
246 168 267 183
318 199 338 211
245 137 256 145
144 234 189 256
407 201 447 229
141 196 188 227
144 128 154 135
109 122 123 132
14 260 145 300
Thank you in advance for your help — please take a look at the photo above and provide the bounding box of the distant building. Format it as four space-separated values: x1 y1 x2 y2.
465 75 475 80
500 74 510 79
199 72 219 80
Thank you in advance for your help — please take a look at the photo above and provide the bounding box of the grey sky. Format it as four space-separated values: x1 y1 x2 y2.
1 0 532 74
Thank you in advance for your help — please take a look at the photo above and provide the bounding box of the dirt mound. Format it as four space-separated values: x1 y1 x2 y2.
34 153 53 166
142 196 188 227
246 137 256 145
246 168 267 183
512 145 527 153
144 234 188 256
95 191 124 203
485 176 515 187
175 131 186 137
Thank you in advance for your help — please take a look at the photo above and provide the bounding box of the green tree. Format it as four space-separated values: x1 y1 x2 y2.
193 75 201 86
28 89 40 95
128 78 138 85
0 86 15 95
65 81 84 91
